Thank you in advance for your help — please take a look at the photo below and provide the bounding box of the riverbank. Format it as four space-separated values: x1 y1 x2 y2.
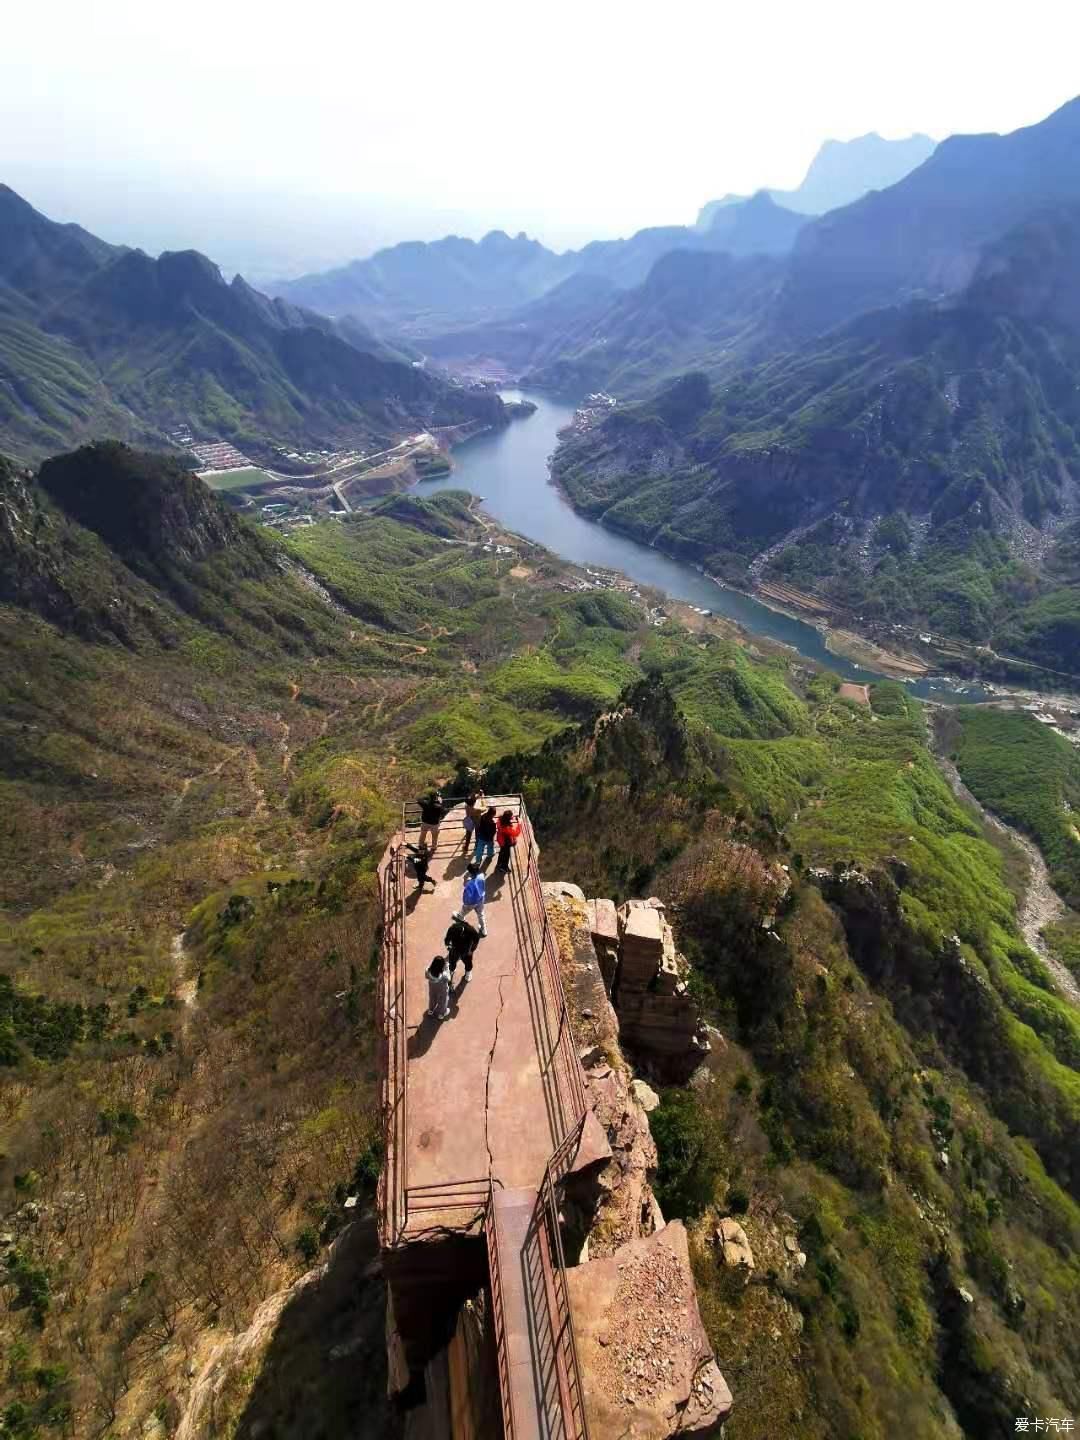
416 390 1014 702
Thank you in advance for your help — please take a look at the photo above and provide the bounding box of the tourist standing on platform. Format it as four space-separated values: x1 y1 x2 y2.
418 790 447 851
473 805 498 865
495 809 522 873
462 789 484 853
424 955 451 1020
444 911 481 984
461 863 488 936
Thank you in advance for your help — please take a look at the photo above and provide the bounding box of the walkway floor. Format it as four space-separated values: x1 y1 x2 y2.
402 804 563 1201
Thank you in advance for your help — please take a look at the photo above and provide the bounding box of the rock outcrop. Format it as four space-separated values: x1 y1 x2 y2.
587 897 620 993
545 885 662 1254
566 1220 733 1438
715 1218 755 1276
595 897 712 1082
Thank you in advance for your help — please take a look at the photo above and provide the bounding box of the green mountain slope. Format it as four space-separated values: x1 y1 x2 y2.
1 439 1077 1438
478 672 1080 1440
552 211 1080 674
524 249 785 394
0 187 503 462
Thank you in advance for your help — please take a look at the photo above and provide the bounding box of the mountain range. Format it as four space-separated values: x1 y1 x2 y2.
0 185 503 462
553 193 1080 677
274 192 808 338
5 95 1080 1440
781 96 1080 336
3 434 1078 1440
695 131 937 228
274 135 933 351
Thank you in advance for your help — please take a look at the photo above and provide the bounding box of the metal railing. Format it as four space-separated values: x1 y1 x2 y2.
485 1184 518 1440
378 844 408 1245
521 1128 590 1440
401 794 525 841
511 811 588 1138
408 1177 492 1223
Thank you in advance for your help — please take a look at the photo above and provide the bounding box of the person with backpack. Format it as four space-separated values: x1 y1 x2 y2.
444 911 481 984
473 805 498 865
424 955 451 1020
418 791 447 851
495 809 522 873
461 789 484 853
405 840 435 893
461 863 487 936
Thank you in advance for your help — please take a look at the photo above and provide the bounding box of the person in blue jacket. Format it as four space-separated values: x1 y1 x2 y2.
461 862 487 937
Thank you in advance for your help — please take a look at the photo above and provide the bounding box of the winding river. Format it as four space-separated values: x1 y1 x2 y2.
417 390 989 704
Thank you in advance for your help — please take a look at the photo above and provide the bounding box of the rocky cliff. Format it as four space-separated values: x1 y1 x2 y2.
546 885 732 1438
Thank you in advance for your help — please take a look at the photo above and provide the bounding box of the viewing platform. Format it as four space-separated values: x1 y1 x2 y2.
378 797 599 1439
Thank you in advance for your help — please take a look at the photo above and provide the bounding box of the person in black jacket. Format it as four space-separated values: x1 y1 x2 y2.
418 791 447 851
444 911 481 985
404 841 434 893
473 805 498 865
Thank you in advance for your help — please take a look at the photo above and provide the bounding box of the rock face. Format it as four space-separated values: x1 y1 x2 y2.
542 885 732 1433
597 898 711 1082
587 898 620 993
632 1079 661 1113
566 1221 733 1438
545 886 662 1254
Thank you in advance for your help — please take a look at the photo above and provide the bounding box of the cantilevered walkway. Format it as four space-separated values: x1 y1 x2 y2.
378 798 594 1439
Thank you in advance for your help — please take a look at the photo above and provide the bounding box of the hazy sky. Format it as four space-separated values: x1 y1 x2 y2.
2 0 1078 279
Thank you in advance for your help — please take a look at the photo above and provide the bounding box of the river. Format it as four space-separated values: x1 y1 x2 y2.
417 390 989 704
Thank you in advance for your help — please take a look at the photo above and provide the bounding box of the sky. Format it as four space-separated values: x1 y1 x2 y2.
2 0 1079 281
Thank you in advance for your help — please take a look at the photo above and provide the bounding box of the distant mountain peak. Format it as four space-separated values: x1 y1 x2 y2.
696 132 937 229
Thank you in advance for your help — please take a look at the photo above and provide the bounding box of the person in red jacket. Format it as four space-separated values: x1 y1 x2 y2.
495 809 522 872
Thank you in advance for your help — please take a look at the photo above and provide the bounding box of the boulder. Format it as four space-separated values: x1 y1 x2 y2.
566 1222 732 1439
618 902 664 990
588 897 621 993
631 1079 661 1113
716 1218 754 1273
549 879 586 903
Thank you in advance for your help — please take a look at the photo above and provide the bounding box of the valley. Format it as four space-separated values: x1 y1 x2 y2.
4 54 1080 1440
1 436 1079 1439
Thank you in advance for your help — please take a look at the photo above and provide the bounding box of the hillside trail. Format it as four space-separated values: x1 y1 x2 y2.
170 931 200 1022
934 749 1079 1005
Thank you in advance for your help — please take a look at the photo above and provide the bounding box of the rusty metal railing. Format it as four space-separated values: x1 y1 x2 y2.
408 1177 491 1224
521 1127 590 1440
401 793 525 840
485 1184 518 1440
510 811 588 1141
378 844 408 1246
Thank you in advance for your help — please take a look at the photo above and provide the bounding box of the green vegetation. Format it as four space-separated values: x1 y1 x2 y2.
552 284 1080 677
482 669 1080 1439
3 448 723 1436
200 466 273 490
1045 915 1080 973
3 435 1078 1439
952 708 1080 908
